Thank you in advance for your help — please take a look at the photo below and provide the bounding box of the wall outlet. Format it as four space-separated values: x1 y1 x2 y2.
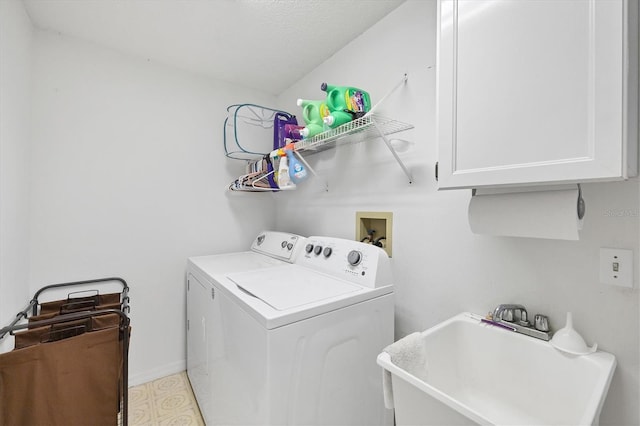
599 248 633 288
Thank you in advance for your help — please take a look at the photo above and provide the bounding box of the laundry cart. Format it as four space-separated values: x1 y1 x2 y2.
0 277 131 426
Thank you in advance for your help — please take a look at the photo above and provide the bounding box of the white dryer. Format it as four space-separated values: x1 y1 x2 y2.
186 231 305 420
187 234 394 426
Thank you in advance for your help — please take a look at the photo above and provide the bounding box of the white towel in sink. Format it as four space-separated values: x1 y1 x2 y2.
381 332 427 409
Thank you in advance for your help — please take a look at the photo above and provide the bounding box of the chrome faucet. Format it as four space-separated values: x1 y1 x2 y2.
491 304 551 341
493 304 529 326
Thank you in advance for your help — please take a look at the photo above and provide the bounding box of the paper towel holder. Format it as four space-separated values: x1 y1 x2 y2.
471 183 586 220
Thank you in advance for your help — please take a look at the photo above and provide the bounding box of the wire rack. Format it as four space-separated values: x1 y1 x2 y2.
294 114 414 154
224 103 295 160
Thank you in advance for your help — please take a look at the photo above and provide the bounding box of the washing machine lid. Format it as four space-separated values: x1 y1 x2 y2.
227 264 362 311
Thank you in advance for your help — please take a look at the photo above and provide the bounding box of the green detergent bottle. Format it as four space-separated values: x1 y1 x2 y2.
297 99 329 138
321 83 372 116
323 110 354 128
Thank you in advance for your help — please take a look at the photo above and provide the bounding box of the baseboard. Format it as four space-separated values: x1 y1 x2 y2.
128 359 186 387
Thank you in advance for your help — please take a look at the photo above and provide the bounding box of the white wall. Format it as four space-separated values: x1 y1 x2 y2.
0 0 33 353
28 30 277 384
276 1 639 425
3 1 638 423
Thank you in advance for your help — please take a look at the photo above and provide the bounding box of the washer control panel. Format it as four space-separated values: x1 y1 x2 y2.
297 236 392 288
251 231 306 262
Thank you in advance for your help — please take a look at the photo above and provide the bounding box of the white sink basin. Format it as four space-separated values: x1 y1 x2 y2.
377 312 616 425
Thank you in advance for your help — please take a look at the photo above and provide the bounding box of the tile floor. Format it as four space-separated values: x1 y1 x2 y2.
128 372 205 425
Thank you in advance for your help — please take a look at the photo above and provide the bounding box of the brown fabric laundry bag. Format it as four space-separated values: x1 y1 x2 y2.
38 293 122 315
0 326 121 426
28 303 122 328
15 313 121 350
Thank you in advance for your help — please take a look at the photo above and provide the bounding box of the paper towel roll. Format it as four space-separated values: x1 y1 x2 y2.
468 187 584 240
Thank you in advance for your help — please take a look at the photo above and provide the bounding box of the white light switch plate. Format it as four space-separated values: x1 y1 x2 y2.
599 248 633 288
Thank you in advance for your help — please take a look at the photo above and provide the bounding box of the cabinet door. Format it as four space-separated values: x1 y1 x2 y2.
437 0 631 189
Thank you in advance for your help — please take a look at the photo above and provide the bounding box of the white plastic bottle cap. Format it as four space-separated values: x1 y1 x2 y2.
296 99 303 107
300 128 309 137
323 116 335 126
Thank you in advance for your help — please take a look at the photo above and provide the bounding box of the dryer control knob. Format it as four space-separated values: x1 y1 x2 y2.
323 247 332 257
305 244 314 253
281 241 287 248
314 245 323 255
347 250 362 266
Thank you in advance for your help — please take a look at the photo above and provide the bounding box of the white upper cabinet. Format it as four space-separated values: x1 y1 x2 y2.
437 0 638 189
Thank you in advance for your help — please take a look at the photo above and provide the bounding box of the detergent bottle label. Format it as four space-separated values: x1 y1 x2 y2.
345 90 367 113
292 162 307 180
319 103 331 120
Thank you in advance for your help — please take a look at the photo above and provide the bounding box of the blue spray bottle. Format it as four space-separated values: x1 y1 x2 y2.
286 148 308 184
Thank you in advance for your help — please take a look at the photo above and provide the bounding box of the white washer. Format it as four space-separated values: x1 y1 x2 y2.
187 234 394 426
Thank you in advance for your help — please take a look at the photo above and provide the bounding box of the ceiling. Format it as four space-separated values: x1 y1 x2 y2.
23 0 405 95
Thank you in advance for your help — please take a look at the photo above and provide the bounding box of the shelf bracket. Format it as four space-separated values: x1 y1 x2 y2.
371 120 413 184
367 73 408 116
367 73 413 183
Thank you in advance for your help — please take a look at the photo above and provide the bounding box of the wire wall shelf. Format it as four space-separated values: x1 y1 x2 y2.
224 74 414 191
294 114 414 154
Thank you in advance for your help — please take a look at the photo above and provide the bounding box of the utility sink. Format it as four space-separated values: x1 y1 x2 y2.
377 312 616 425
